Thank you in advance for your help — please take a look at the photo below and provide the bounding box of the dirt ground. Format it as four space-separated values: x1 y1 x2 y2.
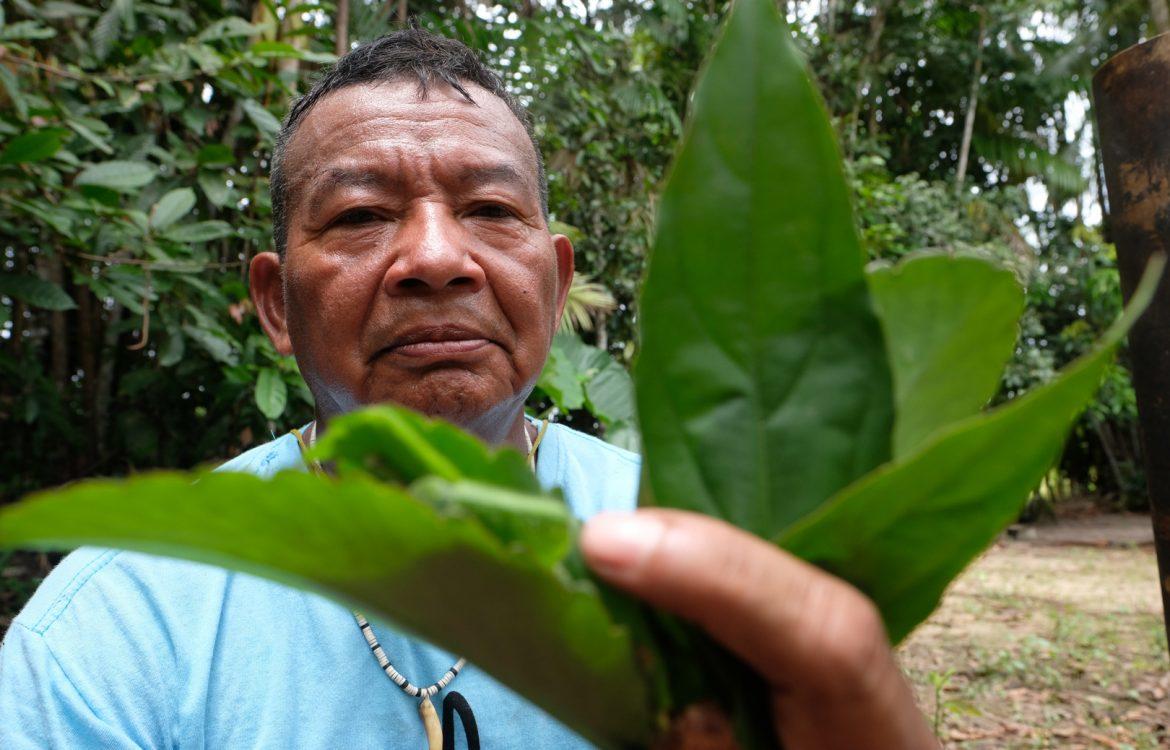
900 515 1169 749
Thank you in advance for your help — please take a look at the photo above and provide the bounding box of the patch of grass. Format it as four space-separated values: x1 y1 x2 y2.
900 543 1169 748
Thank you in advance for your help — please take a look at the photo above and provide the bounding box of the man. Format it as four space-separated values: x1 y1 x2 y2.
0 28 936 749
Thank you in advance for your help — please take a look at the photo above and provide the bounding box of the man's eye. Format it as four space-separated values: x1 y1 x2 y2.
470 204 513 219
333 209 377 226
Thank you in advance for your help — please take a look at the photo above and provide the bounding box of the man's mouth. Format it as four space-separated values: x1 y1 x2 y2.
374 325 495 361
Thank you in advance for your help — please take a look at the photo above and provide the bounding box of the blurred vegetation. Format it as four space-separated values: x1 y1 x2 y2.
1 0 1165 513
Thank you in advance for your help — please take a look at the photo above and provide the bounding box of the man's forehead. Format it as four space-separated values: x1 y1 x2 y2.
284 79 537 186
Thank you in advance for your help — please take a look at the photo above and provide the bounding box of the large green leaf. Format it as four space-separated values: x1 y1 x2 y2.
242 99 281 140
537 340 587 411
75 160 157 191
0 469 653 749
780 259 1162 643
254 368 287 421
867 254 1024 457
0 129 66 165
554 330 612 375
182 324 237 365
0 273 76 310
197 172 230 207
635 0 893 537
537 333 635 428
312 406 541 494
65 118 114 155
149 187 197 231
163 220 233 243
196 143 234 168
586 360 636 428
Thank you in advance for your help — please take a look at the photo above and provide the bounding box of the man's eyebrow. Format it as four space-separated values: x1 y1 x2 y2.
303 168 403 209
455 163 531 191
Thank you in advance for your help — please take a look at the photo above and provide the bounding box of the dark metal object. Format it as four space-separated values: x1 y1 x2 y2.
1093 32 1170 653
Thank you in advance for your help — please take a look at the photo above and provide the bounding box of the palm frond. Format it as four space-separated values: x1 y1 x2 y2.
560 273 617 333
973 133 1087 199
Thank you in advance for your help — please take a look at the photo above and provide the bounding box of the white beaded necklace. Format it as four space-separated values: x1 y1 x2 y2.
292 419 546 748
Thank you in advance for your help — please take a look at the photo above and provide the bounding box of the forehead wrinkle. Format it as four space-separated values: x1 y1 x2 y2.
455 163 532 192
304 167 406 210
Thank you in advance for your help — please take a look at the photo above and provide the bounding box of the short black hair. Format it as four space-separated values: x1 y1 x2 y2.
268 27 548 257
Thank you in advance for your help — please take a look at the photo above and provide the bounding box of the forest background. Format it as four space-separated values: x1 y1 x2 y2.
2 0 1166 517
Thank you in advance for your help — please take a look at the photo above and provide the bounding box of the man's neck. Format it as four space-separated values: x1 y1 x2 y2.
313 403 533 455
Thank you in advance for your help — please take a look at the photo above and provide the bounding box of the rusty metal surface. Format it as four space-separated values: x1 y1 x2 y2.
1093 31 1170 654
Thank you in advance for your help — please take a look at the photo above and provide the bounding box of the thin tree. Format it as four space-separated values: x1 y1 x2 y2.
956 7 986 193
1151 0 1170 33
335 0 350 56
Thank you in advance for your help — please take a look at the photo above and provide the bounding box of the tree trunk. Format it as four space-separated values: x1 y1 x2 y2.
75 284 99 471
1151 0 1170 34
1088 109 1110 235
847 0 890 152
10 245 27 359
44 253 68 393
1094 31 1170 655
398 0 408 26
1090 414 1128 497
335 0 349 56
275 3 305 91
825 0 838 34
95 301 123 461
956 10 986 192
594 311 608 351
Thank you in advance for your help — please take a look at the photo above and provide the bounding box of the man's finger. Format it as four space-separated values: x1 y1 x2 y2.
579 508 888 697
580 509 939 750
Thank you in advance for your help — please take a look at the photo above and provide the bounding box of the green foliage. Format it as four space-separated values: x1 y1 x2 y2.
0 129 66 164
0 273 75 310
254 367 287 421
534 333 637 446
2 0 1154 511
0 3 1156 748
558 271 617 334
0 0 324 497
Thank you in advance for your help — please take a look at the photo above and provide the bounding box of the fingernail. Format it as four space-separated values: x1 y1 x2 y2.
581 512 665 578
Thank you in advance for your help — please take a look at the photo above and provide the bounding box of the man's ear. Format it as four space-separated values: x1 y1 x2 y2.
552 233 575 332
250 251 293 356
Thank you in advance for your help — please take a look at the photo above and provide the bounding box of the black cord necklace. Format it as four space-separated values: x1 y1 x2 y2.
291 420 547 750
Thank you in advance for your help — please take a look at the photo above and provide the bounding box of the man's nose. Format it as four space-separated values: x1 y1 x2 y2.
382 203 486 294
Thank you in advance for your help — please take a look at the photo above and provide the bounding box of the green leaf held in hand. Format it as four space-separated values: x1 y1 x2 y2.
781 256 1163 643
312 406 540 493
867 253 1025 457
0 419 657 749
636 0 894 539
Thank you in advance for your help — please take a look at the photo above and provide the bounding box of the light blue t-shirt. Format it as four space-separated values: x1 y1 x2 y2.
0 422 640 749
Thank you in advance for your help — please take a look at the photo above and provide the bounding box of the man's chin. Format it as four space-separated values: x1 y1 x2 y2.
364 376 517 431
394 391 487 425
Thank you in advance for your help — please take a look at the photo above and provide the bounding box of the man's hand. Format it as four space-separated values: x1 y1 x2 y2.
580 509 939 750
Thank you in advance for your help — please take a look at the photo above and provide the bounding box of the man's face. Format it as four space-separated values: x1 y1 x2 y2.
253 80 573 436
